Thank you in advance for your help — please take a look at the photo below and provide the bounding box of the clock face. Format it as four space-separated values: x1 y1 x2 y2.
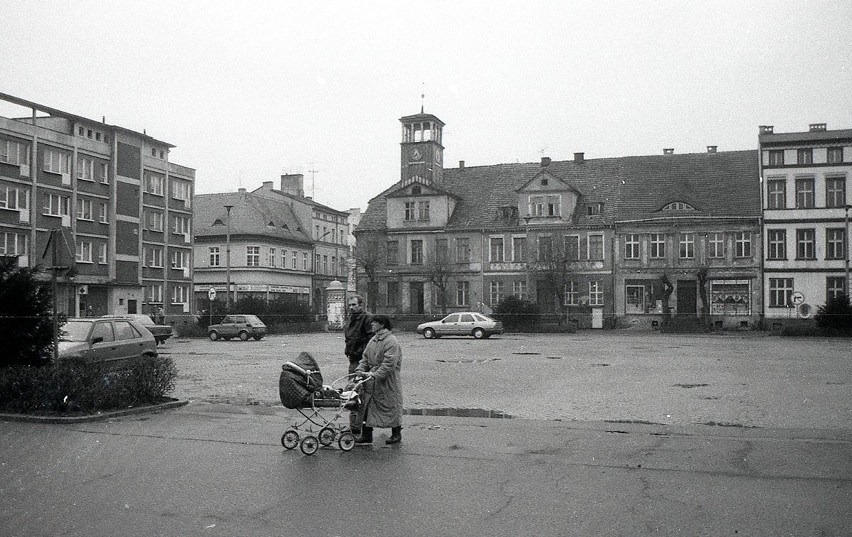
435 148 442 163
409 147 422 161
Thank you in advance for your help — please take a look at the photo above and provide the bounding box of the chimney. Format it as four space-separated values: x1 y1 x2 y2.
238 187 246 194
280 173 305 197
262 181 273 190
663 148 674 155
760 125 774 134
459 160 465 170
573 152 584 163
706 145 717 154
541 156 551 167
809 123 827 132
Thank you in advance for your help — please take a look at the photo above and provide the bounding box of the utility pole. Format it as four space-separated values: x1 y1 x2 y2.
224 205 233 311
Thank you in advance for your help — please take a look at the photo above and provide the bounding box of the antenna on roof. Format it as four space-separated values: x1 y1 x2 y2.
421 82 425 114
308 162 319 198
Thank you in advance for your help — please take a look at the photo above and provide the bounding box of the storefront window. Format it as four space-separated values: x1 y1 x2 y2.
709 280 751 315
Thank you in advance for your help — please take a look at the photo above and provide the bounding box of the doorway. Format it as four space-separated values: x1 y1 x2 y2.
676 280 697 318
409 282 424 314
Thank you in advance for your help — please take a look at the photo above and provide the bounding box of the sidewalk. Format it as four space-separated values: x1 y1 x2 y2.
2 402 850 537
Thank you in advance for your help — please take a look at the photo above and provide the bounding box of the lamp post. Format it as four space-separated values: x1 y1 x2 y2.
224 204 233 311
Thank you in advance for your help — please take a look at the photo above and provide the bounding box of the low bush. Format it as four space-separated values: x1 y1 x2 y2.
815 294 852 337
0 355 177 414
493 296 541 331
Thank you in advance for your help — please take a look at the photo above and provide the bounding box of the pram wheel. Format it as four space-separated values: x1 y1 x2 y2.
319 427 336 446
338 432 355 452
281 430 299 450
300 435 320 455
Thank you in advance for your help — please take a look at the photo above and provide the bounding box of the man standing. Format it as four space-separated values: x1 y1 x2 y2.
344 294 372 435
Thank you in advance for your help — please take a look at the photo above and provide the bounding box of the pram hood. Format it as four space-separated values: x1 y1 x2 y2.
279 351 325 409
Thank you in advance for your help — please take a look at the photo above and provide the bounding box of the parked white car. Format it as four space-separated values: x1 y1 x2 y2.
416 312 504 339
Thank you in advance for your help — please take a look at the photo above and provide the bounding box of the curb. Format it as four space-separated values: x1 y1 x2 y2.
0 398 189 424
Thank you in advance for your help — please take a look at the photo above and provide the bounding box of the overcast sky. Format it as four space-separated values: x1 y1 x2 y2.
3 1 851 212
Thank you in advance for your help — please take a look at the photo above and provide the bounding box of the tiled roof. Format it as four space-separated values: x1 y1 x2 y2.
193 192 313 244
357 150 760 231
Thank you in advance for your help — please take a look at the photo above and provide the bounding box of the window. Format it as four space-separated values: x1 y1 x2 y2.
147 247 163 267
171 180 191 203
563 281 579 305
827 147 844 164
826 228 846 260
0 232 28 256
435 238 448 263
529 196 544 217
418 201 430 221
387 281 400 307
410 239 423 264
662 202 695 211
0 139 29 165
209 246 220 266
171 285 188 305
171 215 187 236
99 162 108 183
625 285 645 314
512 236 526 262
587 202 603 215
246 246 260 267
766 179 786 209
281 249 287 268
588 235 604 261
537 235 552 261
709 280 751 315
0 185 29 210
303 252 308 270
77 157 96 181
679 233 695 259
147 284 163 303
588 281 603 306
99 202 108 223
708 232 724 258
171 250 187 269
513 281 527 300
146 210 164 232
98 243 107 264
797 148 813 165
768 150 784 166
529 195 561 217
796 229 816 259
769 278 794 307
826 177 846 208
456 281 470 306
292 251 297 269
456 237 470 263
77 198 93 221
386 240 398 265
490 281 503 305
268 247 276 267
734 232 752 258
565 235 580 261
323 255 328 274
315 253 321 272
489 237 504 262
624 234 640 259
43 193 70 217
76 241 92 263
827 277 847 301
795 177 815 208
767 229 786 260
650 233 665 258
146 173 164 195
43 149 70 174
404 202 416 221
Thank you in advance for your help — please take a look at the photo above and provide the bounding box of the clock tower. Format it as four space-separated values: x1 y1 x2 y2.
400 112 444 186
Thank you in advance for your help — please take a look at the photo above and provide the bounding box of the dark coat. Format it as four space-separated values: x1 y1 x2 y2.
344 310 372 361
356 329 403 428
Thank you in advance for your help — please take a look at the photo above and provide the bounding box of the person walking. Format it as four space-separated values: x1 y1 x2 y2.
344 294 372 435
354 315 403 445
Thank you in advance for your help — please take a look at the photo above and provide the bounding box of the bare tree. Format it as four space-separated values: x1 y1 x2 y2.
527 235 573 325
355 236 382 311
424 249 453 314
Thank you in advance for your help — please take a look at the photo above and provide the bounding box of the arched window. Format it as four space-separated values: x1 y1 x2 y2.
662 201 695 211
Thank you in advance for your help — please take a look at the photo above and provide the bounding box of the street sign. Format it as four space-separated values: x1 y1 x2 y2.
790 291 805 305
208 288 217 301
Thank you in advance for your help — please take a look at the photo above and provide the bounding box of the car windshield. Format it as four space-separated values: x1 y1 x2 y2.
473 314 495 322
60 321 93 342
130 314 154 326
244 315 265 326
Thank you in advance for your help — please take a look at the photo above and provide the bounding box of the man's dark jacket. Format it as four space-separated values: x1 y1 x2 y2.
344 310 372 361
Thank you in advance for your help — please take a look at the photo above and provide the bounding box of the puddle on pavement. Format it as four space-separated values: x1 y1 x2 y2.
672 383 709 388
436 358 501 364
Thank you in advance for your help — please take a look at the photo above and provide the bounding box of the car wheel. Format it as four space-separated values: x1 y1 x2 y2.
423 328 436 339
209 331 219 341
473 328 485 339
239 331 249 341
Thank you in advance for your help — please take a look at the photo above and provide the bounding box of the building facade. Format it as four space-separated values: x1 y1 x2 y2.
759 123 851 328
0 92 194 320
355 110 763 329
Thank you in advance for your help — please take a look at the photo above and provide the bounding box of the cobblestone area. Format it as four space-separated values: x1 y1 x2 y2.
161 331 852 429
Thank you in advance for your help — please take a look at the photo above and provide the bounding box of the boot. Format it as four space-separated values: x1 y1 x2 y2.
386 426 402 445
355 426 373 445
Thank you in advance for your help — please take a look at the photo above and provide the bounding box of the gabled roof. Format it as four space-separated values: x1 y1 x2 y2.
515 169 583 197
357 149 760 232
193 192 313 244
385 180 461 199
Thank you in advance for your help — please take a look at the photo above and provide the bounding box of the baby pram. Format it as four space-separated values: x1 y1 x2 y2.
279 351 367 455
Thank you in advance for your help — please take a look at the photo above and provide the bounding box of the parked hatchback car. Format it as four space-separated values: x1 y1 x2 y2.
59 317 158 366
208 314 267 341
102 314 173 345
416 312 504 339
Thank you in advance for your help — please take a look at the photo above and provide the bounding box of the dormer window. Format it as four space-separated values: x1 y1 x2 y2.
662 202 695 211
529 195 561 217
587 203 603 216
